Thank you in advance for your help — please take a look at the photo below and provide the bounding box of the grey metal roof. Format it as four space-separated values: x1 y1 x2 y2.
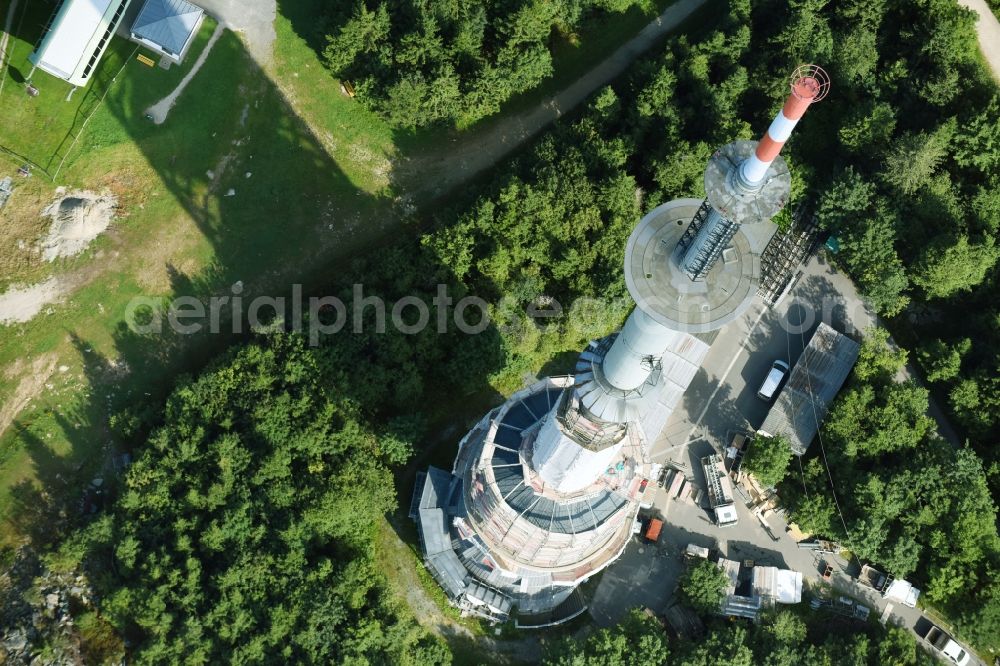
412 466 471 599
466 581 513 615
420 466 458 510
759 323 860 455
426 550 468 599
131 0 202 55
418 508 451 556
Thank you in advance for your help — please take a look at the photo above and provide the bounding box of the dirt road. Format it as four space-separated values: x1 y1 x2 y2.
396 0 708 201
959 0 1000 82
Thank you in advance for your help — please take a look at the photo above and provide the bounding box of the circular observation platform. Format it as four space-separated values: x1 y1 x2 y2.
706 140 791 225
623 198 761 333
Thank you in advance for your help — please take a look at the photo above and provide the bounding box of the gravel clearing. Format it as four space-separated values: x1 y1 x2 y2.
0 277 65 325
39 190 117 261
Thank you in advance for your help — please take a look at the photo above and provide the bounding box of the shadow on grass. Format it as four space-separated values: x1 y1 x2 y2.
4 20 523 664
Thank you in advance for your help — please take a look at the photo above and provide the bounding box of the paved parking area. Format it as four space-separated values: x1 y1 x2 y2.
651 253 875 462
589 538 684 627
591 255 871 626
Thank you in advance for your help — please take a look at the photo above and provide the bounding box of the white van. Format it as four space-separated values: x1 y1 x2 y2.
757 360 790 401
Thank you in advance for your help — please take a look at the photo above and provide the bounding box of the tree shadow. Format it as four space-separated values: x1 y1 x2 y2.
538 350 580 378
1 24 526 666
0 18 466 518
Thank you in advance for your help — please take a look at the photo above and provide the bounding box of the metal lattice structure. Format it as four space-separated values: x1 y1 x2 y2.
758 207 821 305
702 454 734 508
681 214 740 281
675 199 715 255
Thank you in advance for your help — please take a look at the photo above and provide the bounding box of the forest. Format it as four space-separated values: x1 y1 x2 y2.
322 0 654 127
66 338 449 663
544 607 939 665
325 0 1000 463
775 330 1000 650
28 0 1000 660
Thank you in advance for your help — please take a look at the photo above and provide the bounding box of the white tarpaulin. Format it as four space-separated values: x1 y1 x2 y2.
753 566 802 604
715 504 739 525
774 569 802 603
530 414 624 493
884 579 920 608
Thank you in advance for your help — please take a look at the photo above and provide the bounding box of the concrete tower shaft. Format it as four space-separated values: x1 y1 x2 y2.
601 308 682 391
621 66 828 334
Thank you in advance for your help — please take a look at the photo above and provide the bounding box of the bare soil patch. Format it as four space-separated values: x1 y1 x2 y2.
39 191 117 262
0 277 66 325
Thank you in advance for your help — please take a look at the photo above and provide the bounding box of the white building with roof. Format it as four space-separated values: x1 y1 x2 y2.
29 0 134 87
717 558 803 620
129 0 205 64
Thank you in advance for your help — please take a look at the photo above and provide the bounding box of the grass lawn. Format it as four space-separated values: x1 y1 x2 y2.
0 3 407 547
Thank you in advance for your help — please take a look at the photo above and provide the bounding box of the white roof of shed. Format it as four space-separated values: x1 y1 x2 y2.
752 566 802 603
34 0 116 79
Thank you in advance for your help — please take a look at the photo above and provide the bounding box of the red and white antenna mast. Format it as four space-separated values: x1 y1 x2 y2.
738 65 830 189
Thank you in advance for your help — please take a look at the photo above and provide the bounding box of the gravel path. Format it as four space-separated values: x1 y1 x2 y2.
959 0 1000 82
0 277 65 325
146 23 225 124
396 0 708 201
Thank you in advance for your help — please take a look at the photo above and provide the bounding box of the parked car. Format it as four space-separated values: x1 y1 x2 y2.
757 360 790 401
925 624 971 666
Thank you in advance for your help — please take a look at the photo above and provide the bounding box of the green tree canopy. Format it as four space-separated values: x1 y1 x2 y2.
79 337 448 664
853 326 907 383
322 0 648 127
743 435 794 488
678 559 728 616
543 609 668 666
917 338 970 383
881 123 954 195
911 234 1000 299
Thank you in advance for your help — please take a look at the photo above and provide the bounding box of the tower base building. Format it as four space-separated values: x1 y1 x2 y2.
411 328 709 625
412 66 829 626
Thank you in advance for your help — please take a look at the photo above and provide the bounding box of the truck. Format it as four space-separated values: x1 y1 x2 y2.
701 454 738 526
858 564 920 608
924 625 971 666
